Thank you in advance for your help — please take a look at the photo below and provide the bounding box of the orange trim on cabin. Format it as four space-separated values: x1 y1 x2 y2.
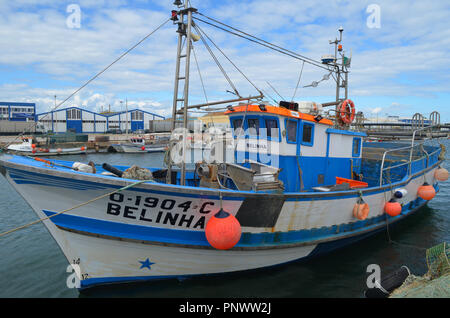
224 105 334 126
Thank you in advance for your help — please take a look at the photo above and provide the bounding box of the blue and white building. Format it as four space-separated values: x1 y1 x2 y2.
0 102 36 122
36 107 165 133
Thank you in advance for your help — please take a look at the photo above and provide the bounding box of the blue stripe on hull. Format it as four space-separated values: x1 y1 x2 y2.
79 199 430 290
42 184 437 249
7 167 245 200
43 210 210 246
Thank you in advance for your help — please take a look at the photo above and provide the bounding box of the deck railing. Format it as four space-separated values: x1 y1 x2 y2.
379 125 442 187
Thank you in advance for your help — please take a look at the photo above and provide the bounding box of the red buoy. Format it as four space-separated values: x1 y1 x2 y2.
385 199 402 217
417 182 435 201
205 209 241 250
31 144 36 149
141 146 146 151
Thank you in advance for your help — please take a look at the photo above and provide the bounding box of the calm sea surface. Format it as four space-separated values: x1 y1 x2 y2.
0 143 448 298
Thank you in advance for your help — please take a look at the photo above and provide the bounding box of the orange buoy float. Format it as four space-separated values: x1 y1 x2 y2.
417 182 435 201
81 146 86 151
385 199 402 217
205 209 241 250
31 144 36 149
339 99 356 124
434 167 449 182
353 199 370 220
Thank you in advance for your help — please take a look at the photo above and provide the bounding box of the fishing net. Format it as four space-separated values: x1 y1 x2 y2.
390 242 450 298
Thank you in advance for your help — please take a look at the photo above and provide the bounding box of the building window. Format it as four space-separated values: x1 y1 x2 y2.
131 111 143 121
67 109 81 120
286 119 297 143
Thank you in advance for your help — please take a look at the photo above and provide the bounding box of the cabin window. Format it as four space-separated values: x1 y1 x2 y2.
232 118 243 137
352 137 361 157
264 118 279 140
247 118 260 136
286 119 297 143
301 122 314 147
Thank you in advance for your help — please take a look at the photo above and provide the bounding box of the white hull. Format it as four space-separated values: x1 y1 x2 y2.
8 148 87 156
0 155 440 288
109 144 166 153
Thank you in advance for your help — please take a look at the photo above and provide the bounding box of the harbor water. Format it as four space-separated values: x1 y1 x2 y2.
0 143 448 298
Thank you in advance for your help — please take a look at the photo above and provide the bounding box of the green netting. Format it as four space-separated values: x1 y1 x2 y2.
426 242 450 278
390 242 450 298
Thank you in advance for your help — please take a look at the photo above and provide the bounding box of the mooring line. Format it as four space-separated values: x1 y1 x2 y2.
0 179 151 238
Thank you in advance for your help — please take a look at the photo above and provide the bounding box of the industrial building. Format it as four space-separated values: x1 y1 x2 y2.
0 102 36 121
36 107 165 133
0 102 37 134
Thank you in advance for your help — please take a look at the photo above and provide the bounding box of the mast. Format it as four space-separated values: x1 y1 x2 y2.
168 1 197 185
328 26 350 124
125 97 129 137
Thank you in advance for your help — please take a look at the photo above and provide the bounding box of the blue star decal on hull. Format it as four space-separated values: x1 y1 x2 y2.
139 258 155 270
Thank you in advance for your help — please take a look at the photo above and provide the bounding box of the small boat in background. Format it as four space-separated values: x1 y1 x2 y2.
7 137 87 156
107 137 167 153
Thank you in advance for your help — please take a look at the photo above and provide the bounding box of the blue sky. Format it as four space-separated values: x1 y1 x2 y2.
0 0 449 121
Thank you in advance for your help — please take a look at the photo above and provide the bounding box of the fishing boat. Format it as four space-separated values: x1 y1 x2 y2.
7 136 87 156
107 137 167 153
0 2 447 290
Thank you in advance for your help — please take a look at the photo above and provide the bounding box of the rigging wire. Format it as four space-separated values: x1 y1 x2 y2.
193 23 241 98
191 42 216 127
266 81 286 101
194 23 263 96
1 18 171 151
291 60 305 102
191 43 209 106
260 88 279 104
193 14 332 72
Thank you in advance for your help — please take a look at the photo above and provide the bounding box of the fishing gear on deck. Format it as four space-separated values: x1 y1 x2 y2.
102 163 123 177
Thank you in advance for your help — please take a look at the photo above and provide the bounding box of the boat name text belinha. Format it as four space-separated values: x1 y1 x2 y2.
107 194 216 230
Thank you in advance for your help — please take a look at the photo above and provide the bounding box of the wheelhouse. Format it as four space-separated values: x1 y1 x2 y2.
226 104 366 192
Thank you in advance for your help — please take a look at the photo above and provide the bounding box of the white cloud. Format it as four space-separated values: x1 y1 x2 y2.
0 0 449 120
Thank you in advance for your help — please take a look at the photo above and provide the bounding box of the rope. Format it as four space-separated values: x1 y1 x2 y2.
291 61 305 102
0 179 151 238
191 43 209 107
266 81 286 101
193 24 241 97
194 23 262 95
1 18 170 151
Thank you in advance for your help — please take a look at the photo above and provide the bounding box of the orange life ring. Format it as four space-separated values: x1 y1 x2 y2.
339 99 356 124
